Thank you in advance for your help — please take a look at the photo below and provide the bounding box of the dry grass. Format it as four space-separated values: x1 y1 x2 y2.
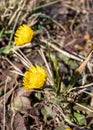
0 0 93 130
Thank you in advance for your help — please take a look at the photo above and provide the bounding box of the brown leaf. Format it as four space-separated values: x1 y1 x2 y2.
76 51 93 73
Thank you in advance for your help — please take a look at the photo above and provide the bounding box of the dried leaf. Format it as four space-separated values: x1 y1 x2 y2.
11 96 31 111
76 51 93 73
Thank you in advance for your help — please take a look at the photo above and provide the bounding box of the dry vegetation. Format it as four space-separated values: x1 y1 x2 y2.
0 0 93 130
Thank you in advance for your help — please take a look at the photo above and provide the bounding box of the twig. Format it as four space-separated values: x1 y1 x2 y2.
18 49 32 66
53 104 77 126
81 90 93 97
69 82 93 92
75 103 93 113
5 57 23 74
11 48 31 68
40 38 84 62
11 111 16 130
38 49 52 77
30 0 60 13
10 70 24 76
3 77 9 130
38 48 54 86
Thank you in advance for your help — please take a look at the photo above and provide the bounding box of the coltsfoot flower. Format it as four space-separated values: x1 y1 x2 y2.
23 65 47 90
14 24 34 46
65 128 72 130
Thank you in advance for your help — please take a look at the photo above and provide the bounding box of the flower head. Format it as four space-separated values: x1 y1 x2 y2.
65 128 72 130
23 65 47 90
14 24 34 46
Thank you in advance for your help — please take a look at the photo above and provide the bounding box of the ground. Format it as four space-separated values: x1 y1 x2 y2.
0 0 93 130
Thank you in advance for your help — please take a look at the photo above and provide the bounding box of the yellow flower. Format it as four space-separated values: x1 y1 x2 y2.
14 24 34 46
23 65 47 90
65 128 72 130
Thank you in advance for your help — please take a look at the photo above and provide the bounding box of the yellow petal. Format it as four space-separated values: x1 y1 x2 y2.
23 65 47 90
14 24 34 46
